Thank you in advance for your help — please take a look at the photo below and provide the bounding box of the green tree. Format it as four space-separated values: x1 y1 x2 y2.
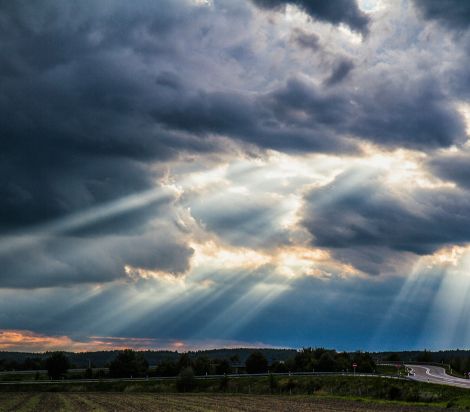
176 367 196 392
109 349 148 378
271 360 288 373
317 352 336 372
294 348 315 372
352 351 376 373
193 356 211 375
245 351 268 374
45 352 70 379
215 358 231 375
177 353 191 372
386 353 401 362
417 349 433 363
156 359 178 377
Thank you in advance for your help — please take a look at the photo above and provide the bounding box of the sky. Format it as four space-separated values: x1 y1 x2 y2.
1 0 470 353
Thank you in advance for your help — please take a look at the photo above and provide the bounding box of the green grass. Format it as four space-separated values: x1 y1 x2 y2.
0 375 468 403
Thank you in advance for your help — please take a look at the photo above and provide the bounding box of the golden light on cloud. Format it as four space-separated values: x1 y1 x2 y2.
0 330 73 351
420 245 469 270
273 246 359 279
189 239 360 280
0 329 263 352
0 330 152 352
358 146 455 189
183 164 229 191
190 240 271 271
124 265 187 284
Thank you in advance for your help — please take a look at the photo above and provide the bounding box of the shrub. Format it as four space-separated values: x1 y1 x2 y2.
176 367 196 392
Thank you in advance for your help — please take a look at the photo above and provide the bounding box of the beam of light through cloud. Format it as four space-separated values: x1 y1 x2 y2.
0 187 175 256
369 246 470 351
418 246 470 349
3 0 470 351
190 271 292 341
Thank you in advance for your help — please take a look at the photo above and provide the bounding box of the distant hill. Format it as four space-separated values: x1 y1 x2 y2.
0 348 297 368
374 350 470 363
5 347 470 370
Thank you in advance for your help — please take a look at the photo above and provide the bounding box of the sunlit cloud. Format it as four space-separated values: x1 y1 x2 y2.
457 102 470 138
190 240 271 271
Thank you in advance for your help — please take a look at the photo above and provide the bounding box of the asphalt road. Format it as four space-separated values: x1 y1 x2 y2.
407 364 470 388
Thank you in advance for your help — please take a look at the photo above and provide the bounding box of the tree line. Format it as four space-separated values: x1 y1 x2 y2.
1 347 378 380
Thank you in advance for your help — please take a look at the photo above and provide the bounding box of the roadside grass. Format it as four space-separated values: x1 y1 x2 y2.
3 375 470 408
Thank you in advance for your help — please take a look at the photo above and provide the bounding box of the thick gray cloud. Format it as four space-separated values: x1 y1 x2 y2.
302 169 470 273
1 0 466 237
2 0 470 352
267 76 466 150
324 58 354 86
251 0 369 34
0 224 194 288
428 152 470 189
0 1 468 296
413 0 470 30
0 0 207 231
292 28 321 51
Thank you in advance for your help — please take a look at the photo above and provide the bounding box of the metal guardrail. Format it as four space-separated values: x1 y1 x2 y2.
0 371 411 385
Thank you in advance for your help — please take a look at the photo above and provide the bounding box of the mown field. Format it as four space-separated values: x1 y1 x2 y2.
0 393 450 412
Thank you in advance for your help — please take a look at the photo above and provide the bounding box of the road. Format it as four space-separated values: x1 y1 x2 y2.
5 366 469 388
407 364 470 388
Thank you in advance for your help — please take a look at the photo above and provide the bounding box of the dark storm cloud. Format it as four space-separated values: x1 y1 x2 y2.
152 85 358 154
251 0 369 34
0 0 214 287
1 0 361 233
0 227 194 289
346 78 466 149
1 0 465 235
267 76 466 150
412 0 470 30
302 169 470 274
291 28 321 52
1 0 468 290
428 153 470 189
324 58 354 86
0 0 194 231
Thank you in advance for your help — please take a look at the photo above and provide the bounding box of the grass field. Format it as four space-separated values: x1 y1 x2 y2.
0 393 450 412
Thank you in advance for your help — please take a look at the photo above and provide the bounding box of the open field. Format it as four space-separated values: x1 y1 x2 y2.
0 393 451 412
3 376 470 409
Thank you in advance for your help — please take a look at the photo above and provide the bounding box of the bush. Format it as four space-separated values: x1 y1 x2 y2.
388 385 403 400
176 367 196 392
219 375 229 391
269 374 277 393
